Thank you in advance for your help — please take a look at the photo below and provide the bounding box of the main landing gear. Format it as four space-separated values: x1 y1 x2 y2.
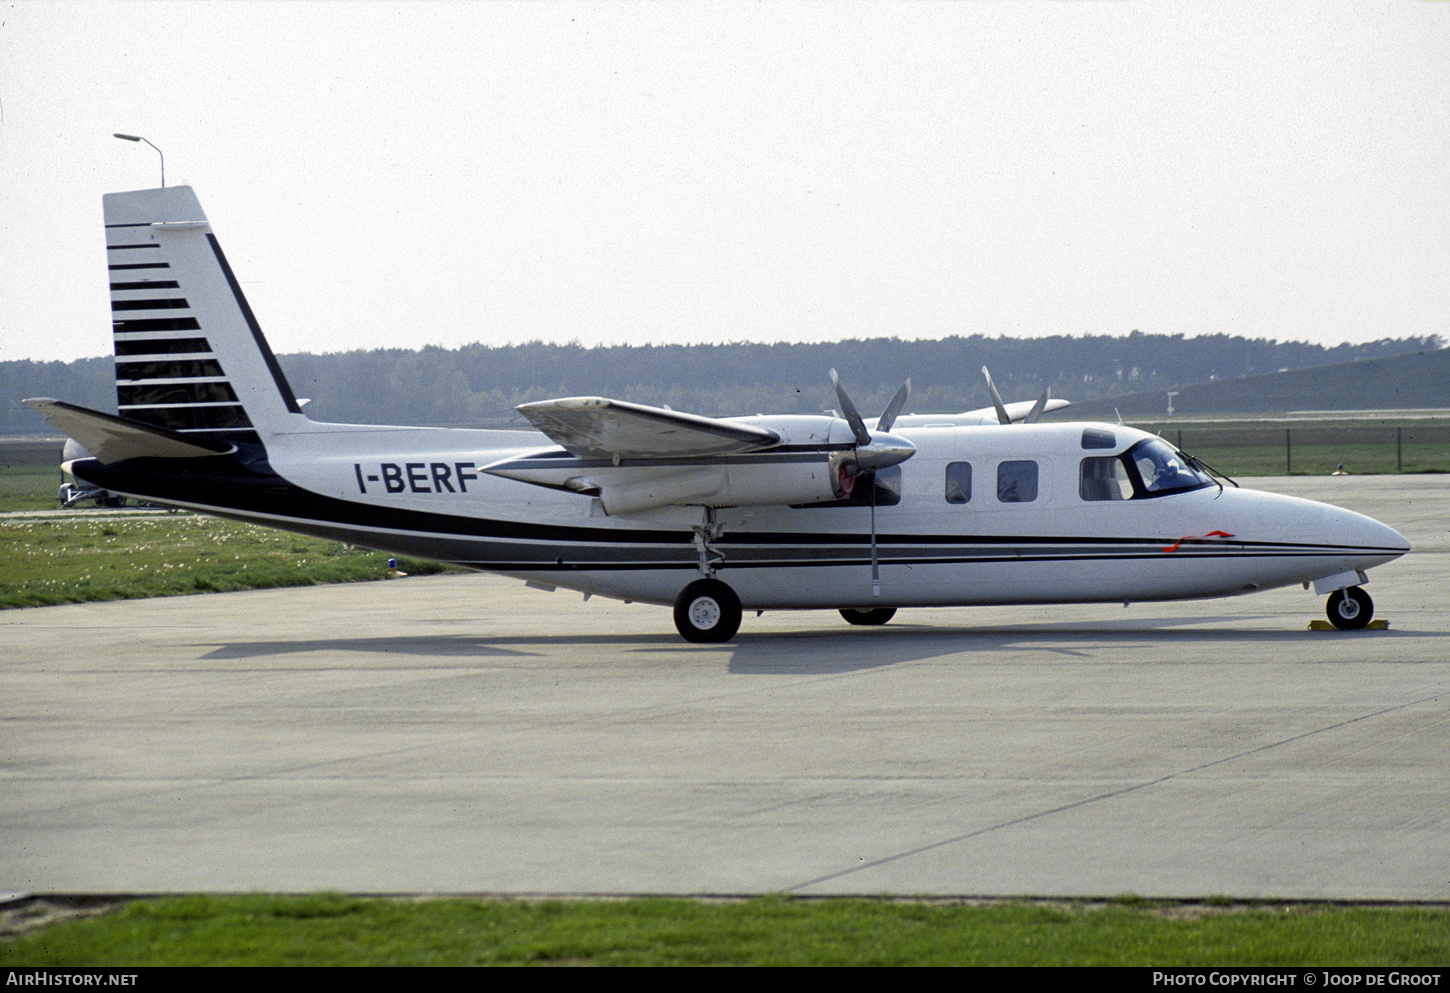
674 509 742 643
1325 586 1374 630
673 578 742 643
839 607 897 626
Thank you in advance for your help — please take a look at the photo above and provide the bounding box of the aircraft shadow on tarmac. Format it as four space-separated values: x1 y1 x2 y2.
723 617 1437 675
192 614 1438 676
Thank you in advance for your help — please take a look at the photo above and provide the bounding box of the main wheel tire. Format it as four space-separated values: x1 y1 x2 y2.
839 607 897 626
1326 586 1373 630
673 578 742 643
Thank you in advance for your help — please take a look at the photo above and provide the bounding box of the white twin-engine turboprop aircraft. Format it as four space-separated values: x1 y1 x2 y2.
27 186 1409 642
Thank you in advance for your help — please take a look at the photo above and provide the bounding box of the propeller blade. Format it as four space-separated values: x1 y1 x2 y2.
1024 387 1052 424
830 368 872 447
877 379 911 433
829 372 914 599
982 367 1011 425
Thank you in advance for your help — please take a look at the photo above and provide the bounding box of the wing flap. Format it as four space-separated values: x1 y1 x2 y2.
515 396 780 461
24 398 236 464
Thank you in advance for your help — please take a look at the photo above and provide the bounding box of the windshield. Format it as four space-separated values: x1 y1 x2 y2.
1127 439 1214 497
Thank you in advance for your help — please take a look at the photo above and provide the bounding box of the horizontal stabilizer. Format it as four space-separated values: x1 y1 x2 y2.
23 398 236 464
515 396 781 461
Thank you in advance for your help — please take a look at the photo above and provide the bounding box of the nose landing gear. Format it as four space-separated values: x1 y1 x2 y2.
1325 586 1374 630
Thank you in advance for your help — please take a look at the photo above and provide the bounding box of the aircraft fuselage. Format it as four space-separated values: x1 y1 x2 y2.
30 184 1409 642
70 418 1408 613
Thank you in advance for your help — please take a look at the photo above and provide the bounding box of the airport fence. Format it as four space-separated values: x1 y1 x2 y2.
1151 423 1450 476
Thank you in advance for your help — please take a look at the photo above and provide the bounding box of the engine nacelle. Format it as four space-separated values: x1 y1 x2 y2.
484 450 846 515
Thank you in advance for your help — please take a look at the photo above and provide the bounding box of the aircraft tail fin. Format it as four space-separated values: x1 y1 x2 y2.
104 186 304 447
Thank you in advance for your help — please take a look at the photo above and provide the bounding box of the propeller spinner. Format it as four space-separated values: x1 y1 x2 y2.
829 369 916 476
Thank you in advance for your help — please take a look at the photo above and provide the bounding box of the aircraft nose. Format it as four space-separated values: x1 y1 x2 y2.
1328 503 1411 558
1375 519 1411 556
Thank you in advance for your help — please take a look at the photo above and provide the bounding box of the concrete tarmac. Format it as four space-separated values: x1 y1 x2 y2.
3 475 1447 900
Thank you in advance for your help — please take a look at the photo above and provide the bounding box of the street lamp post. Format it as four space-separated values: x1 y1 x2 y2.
112 133 164 187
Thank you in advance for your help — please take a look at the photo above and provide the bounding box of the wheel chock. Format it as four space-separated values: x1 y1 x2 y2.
1309 619 1389 631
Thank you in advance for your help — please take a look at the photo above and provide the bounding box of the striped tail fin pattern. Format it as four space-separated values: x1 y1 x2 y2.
104 186 303 447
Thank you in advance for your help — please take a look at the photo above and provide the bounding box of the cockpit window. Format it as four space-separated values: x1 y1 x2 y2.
1081 428 1117 450
1080 439 1213 501
1129 439 1213 497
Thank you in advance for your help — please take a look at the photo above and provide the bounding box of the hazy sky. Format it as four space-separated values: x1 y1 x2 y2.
2 0 1447 363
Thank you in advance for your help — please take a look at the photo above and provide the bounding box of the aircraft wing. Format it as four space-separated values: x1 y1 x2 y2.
965 398 1073 424
514 396 781 461
894 398 1072 427
24 398 236 464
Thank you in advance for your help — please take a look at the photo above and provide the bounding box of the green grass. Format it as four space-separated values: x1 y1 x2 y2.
0 514 458 609
2 895 1447 966
0 466 459 607
0 465 61 512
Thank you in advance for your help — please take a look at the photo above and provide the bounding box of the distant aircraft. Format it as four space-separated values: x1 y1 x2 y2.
58 438 127 507
26 186 1409 641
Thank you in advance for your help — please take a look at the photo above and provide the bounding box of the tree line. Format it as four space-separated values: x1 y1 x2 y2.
2 332 1442 434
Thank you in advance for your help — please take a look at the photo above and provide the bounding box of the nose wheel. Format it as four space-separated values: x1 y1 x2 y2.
1326 586 1373 630
673 578 742 643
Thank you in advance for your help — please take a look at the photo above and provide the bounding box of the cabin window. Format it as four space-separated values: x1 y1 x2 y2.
945 461 972 504
1080 456 1134 500
996 460 1038 503
1081 428 1117 450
